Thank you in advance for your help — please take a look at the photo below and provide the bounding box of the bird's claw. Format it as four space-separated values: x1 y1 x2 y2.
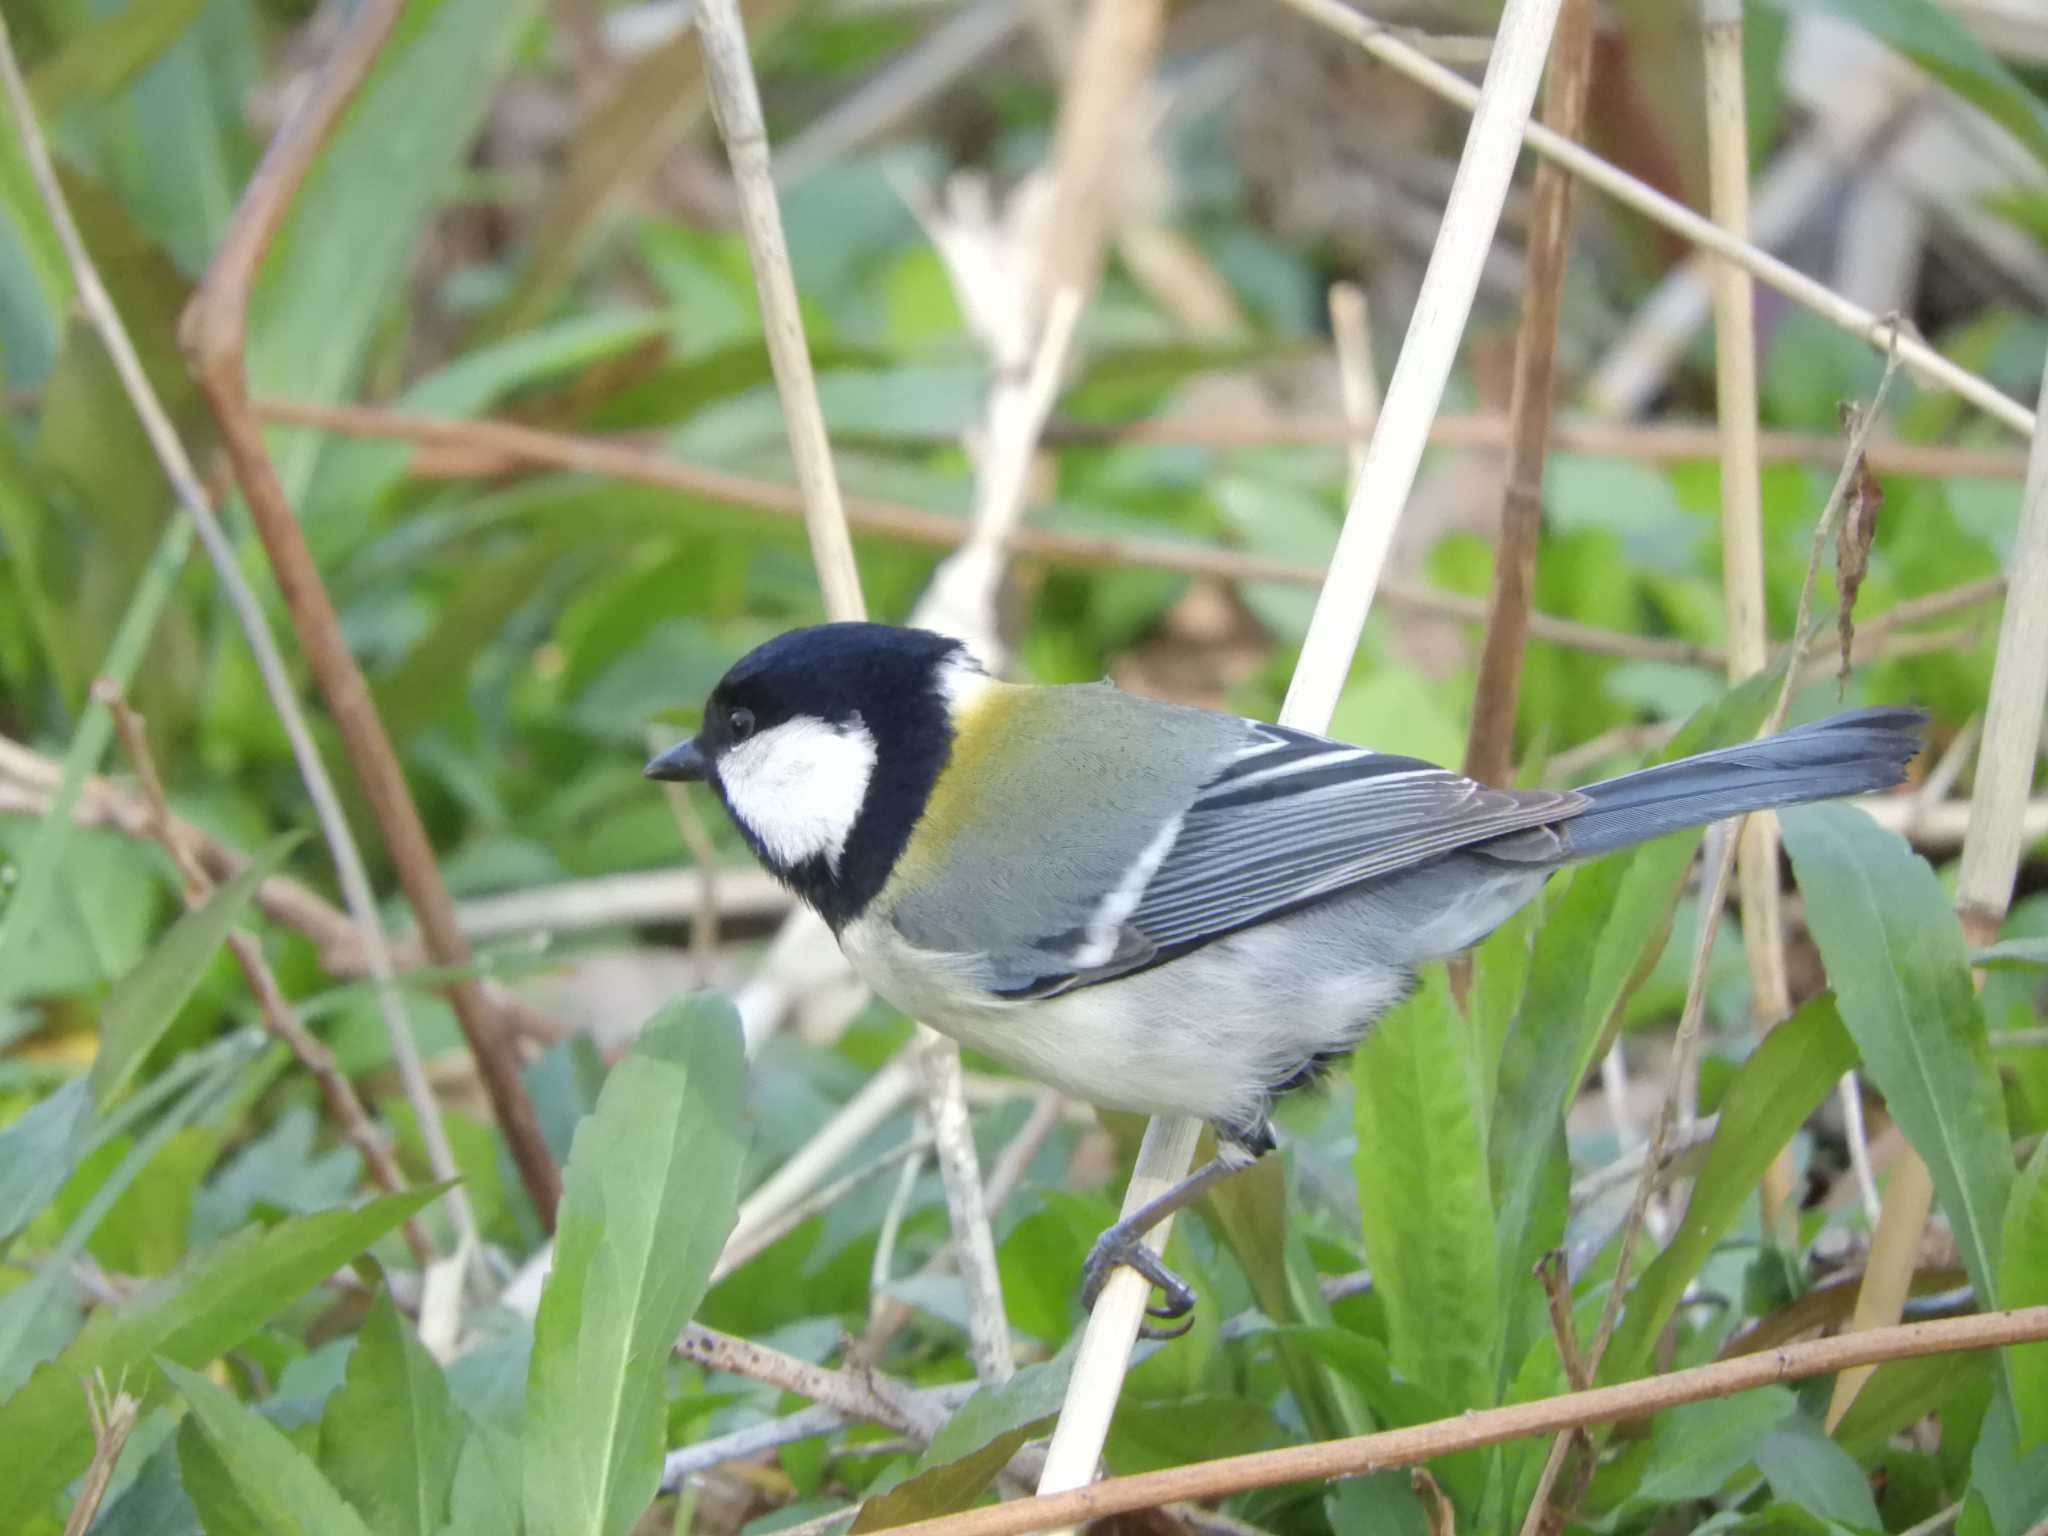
1080 1222 1200 1339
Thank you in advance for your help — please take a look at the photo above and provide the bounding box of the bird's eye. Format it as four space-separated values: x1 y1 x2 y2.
729 707 755 741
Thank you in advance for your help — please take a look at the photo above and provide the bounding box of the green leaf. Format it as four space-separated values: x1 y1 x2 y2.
1198 1143 1363 1439
1763 0 2048 171
1976 937 2048 971
319 1291 465 1536
851 1351 1074 1531
440 1428 524 1536
1106 1394 1281 1476
27 0 209 112
1782 804 2014 1302
1636 1388 1797 1502
520 995 748 1536
90 835 300 1109
2000 1144 2048 1449
1493 668 1782 1326
1832 1351 1990 1462
247 0 546 508
0 515 194 1009
1752 1412 1883 1530
1603 997 1857 1382
0 1077 93 1246
1967 1387 2048 1536
1354 967 1499 1412
0 102 71 382
0 1187 438 1530
0 1044 251 1393
165 1359 375 1536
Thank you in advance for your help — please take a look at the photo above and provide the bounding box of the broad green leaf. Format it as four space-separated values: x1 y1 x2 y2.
1327 1474 1431 1536
850 1351 1074 1531
1782 804 2014 1302
1967 1388 2048 1536
247 0 546 508
1636 1388 1797 1502
87 1433 199 1536
440 1428 524 1536
1200 1144 1361 1440
0 1076 92 1246
1106 1394 1281 1475
0 1187 438 1529
320 1292 465 1536
520 996 747 1536
27 0 209 112
2000 1144 2048 1449
91 835 299 1108
1493 668 1781 1327
1833 1351 1990 1462
1603 997 1857 1382
1752 1412 1883 1530
166 1361 374 1536
1764 0 2048 171
1977 937 2048 971
1354 968 1499 1412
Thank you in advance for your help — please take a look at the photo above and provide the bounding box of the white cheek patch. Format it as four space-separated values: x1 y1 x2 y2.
716 715 878 871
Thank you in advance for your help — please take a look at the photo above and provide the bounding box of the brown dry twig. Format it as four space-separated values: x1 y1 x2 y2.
179 0 561 1225
61 1373 140 1536
1463 0 1595 791
99 687 435 1266
675 1322 948 1440
0 731 567 1047
881 1306 2048 1536
1522 342 1908 1534
0 11 485 1255
252 397 1724 669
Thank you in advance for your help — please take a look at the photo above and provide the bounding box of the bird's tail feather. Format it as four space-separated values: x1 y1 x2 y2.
1553 706 1926 862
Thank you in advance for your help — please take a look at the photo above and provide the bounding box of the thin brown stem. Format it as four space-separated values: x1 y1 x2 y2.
1464 0 1595 790
249 397 1729 667
179 0 561 1226
0 10 483 1252
62 1374 139 1536
1527 344 1906 1535
1701 0 1797 1243
886 1307 2048 1536
1044 414 2030 480
674 1323 948 1440
100 689 435 1267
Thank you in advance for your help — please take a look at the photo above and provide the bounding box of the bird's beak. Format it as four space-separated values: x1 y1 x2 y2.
644 736 708 783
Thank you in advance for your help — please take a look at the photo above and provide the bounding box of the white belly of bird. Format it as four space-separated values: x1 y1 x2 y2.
839 904 1415 1133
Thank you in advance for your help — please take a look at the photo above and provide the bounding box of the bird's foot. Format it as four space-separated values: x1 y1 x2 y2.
1080 1220 1199 1340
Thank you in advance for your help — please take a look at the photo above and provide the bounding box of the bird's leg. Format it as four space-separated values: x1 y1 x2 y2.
1080 1148 1259 1340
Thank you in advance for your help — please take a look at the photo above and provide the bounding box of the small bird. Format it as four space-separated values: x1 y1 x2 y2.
648 622 1924 1331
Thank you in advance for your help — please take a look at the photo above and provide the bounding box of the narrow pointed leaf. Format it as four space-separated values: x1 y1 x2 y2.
90 834 299 1109
0 1077 93 1246
0 1187 437 1530
1782 804 2013 1302
2000 1145 2048 1449
1354 968 1498 1411
1492 669 1781 1310
166 1360 375 1536
1604 996 1856 1382
851 1352 1074 1531
320 1291 465 1536
520 995 747 1536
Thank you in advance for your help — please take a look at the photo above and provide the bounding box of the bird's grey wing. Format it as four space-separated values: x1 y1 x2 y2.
1000 720 1590 998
